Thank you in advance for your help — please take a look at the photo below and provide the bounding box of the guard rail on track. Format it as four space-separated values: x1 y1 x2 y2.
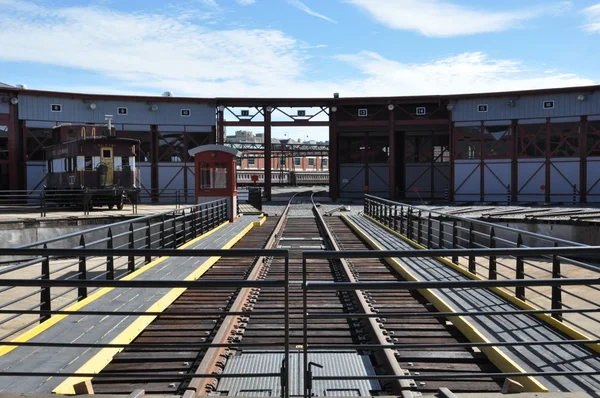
0 198 228 341
364 194 600 340
302 245 600 397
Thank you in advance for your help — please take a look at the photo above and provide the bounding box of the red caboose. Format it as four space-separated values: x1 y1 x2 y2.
189 145 240 222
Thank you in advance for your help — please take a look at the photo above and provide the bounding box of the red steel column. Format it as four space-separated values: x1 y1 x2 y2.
545 118 551 203
580 116 587 203
217 107 225 145
388 106 396 199
151 125 159 203
330 109 338 201
264 107 272 201
449 121 455 201
8 97 19 190
511 120 518 203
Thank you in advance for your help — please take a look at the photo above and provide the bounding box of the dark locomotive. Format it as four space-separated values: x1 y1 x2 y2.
44 124 140 209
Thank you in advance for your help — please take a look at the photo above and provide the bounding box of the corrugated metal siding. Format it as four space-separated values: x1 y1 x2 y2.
451 91 600 122
217 350 380 397
18 95 215 126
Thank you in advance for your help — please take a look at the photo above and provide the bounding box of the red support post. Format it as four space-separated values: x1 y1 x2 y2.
545 118 551 203
329 109 338 201
217 107 225 145
580 116 587 203
8 98 19 190
511 120 519 203
264 106 272 202
388 106 396 199
151 125 159 203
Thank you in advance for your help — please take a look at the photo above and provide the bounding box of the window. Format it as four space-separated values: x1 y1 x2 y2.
280 157 286 166
122 156 130 167
248 158 255 166
85 156 93 171
103 149 111 158
200 162 212 189
236 158 242 167
214 162 228 189
308 158 315 166
322 158 328 166
294 157 301 166
67 128 76 139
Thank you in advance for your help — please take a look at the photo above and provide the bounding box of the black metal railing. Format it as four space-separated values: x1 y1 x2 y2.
0 247 290 398
0 199 228 340
302 247 600 397
364 194 600 339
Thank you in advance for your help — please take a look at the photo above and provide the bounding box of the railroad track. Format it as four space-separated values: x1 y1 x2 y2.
92 192 504 396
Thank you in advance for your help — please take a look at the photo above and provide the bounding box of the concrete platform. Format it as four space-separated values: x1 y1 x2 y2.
0 215 263 394
345 214 600 393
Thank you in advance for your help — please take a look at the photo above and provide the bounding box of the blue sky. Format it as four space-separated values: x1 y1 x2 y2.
0 0 599 140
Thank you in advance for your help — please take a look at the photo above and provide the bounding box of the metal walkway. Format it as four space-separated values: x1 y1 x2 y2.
346 214 600 393
0 215 260 394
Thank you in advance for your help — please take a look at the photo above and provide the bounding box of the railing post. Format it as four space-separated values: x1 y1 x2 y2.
182 209 187 243
172 211 178 248
364 197 368 215
160 215 166 248
200 205 206 235
192 207 197 238
427 213 432 249
489 227 497 280
452 220 458 264
417 210 422 245
515 234 525 300
438 219 444 249
400 206 404 235
128 223 135 272
107 228 115 280
40 243 51 323
394 205 398 232
552 244 563 321
78 235 87 301
145 219 152 264
468 222 476 274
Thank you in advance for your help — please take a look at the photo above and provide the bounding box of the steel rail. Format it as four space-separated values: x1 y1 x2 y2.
310 194 414 397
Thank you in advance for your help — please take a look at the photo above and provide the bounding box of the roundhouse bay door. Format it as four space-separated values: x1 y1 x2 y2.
100 147 114 185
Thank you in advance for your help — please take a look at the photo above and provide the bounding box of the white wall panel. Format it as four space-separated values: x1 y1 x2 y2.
26 162 46 194
517 159 545 202
587 157 600 202
549 158 579 203
454 160 479 201
483 160 511 202
340 165 365 198
136 162 152 203
368 164 388 197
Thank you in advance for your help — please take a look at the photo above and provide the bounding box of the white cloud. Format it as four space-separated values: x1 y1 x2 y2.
287 0 337 23
0 0 594 100
583 4 600 32
333 51 594 96
236 0 256 5
345 0 571 37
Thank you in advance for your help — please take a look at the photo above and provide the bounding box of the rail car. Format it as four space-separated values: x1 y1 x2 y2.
44 124 140 209
236 170 329 186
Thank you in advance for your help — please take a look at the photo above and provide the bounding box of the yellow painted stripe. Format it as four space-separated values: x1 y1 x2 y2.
342 215 548 392
53 217 262 394
0 221 230 358
363 215 600 355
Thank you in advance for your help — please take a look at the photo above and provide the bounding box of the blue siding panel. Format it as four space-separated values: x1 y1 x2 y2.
18 95 215 126
451 91 600 122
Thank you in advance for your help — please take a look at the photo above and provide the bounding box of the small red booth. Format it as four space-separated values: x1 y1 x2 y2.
189 145 241 222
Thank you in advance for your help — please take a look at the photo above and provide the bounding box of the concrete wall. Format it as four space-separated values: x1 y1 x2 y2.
451 91 600 122
0 217 184 261
18 95 215 126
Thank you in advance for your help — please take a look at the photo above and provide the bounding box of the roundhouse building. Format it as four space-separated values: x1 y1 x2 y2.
0 85 599 203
